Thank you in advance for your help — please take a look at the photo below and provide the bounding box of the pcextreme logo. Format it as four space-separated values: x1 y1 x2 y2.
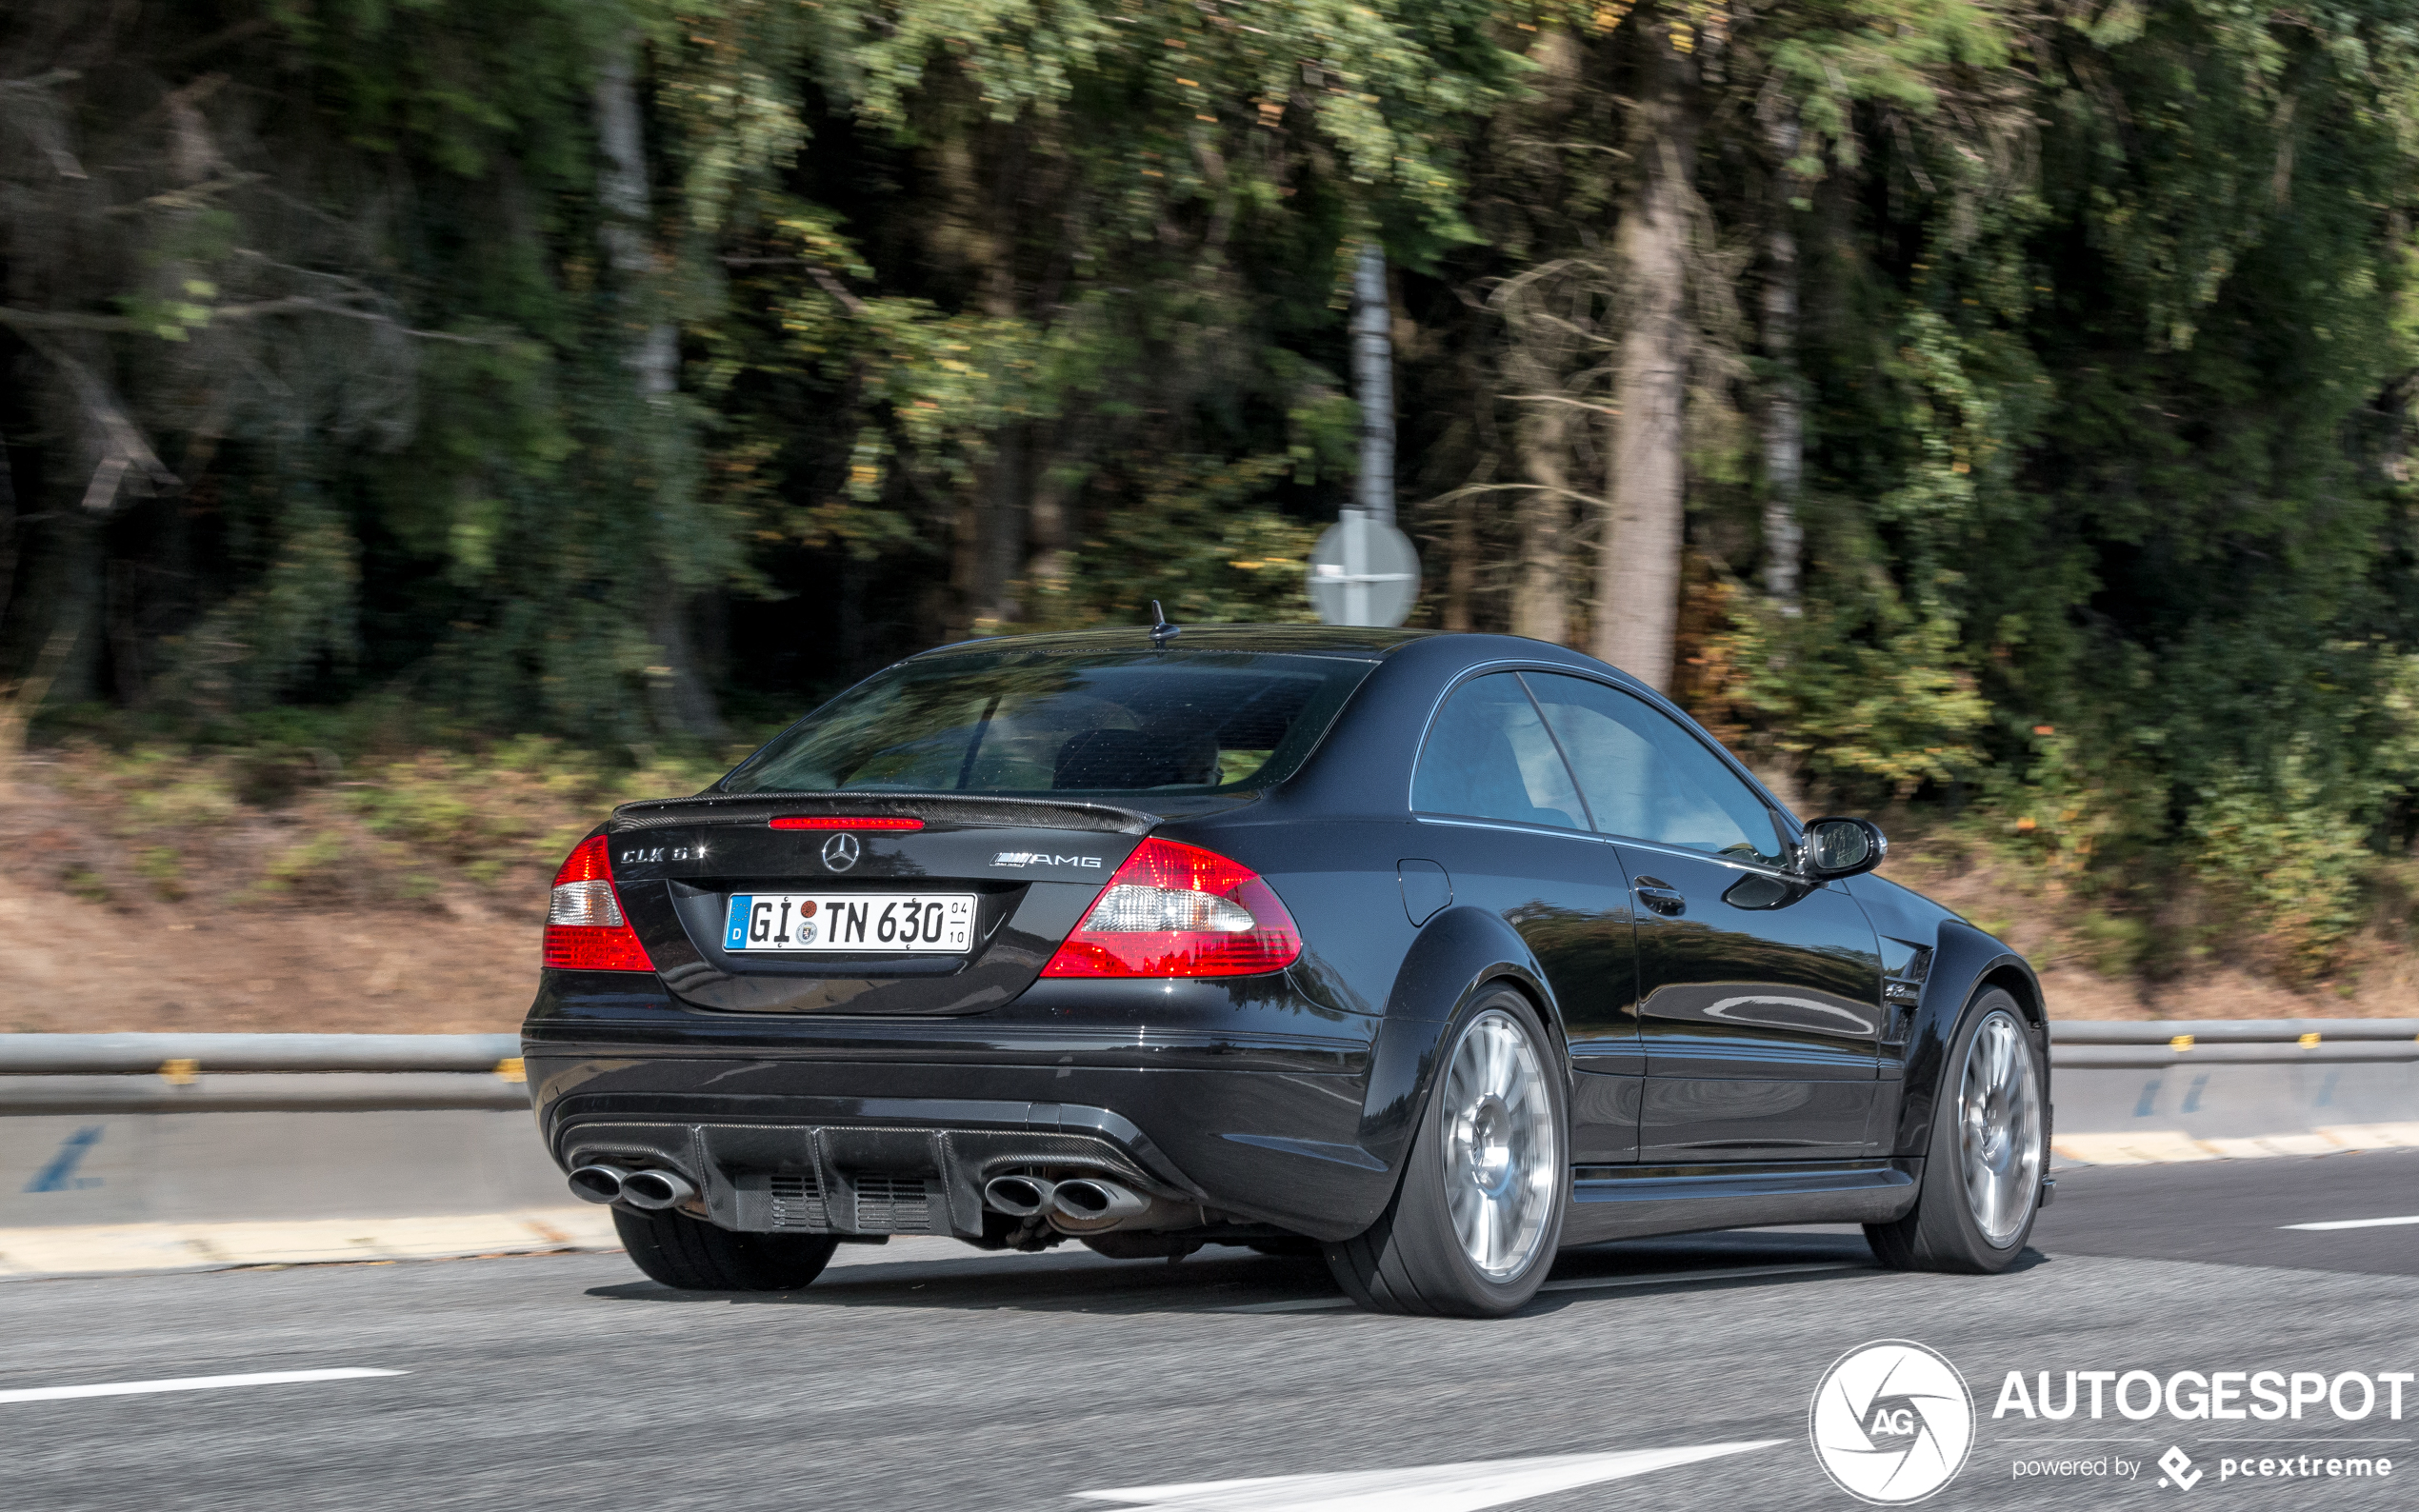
1809 1341 1976 1504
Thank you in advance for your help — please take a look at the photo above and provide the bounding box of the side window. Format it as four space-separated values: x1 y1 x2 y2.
1412 673 1588 830
1523 672 1785 865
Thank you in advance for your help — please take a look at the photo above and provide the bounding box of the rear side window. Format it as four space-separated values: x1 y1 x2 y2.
723 650 1374 797
1523 672 1786 865
1411 673 1587 830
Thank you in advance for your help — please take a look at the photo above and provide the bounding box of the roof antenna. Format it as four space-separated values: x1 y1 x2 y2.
1149 600 1180 648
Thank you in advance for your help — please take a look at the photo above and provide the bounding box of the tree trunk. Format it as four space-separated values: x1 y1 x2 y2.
1024 421 1087 627
595 37 718 737
1511 404 1570 644
1761 119 1804 610
1594 22 1693 690
1351 242 1396 525
593 47 677 402
1443 485 1474 632
977 422 1028 633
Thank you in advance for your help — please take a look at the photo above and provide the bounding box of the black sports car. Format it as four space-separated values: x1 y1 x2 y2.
524 626 2049 1316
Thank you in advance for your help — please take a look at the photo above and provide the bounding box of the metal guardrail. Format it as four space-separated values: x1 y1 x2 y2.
0 1072 531 1114
0 1033 522 1075
2047 1020 2419 1068
0 1035 530 1115
0 1023 2409 1112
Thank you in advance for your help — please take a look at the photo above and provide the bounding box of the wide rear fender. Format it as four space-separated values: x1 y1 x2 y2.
1351 905 1563 1174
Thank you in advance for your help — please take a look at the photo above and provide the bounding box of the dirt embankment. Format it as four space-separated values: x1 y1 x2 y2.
0 867 535 1033
0 745 609 1034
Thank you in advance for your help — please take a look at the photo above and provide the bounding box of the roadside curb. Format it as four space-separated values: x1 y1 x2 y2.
2050 1123 2419 1166
0 1207 621 1281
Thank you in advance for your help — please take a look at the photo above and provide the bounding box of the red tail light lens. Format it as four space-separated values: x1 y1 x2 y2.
1040 838 1302 979
769 816 924 831
542 834 654 972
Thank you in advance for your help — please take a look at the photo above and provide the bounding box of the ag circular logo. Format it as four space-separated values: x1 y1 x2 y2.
1809 1340 1973 1504
820 833 861 872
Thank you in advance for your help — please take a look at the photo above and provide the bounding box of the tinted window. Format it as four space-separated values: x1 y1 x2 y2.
1523 672 1785 864
722 650 1373 797
1411 673 1587 829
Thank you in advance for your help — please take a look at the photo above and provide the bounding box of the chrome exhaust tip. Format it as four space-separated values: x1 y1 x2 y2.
983 1175 1056 1218
1047 1178 1150 1235
618 1169 698 1211
568 1164 630 1205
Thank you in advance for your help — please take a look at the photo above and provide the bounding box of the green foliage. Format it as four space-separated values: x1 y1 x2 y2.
2075 909 2150 978
1717 574 1989 802
2189 748 2373 981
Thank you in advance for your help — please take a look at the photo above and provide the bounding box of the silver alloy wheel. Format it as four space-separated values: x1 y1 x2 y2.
1440 1007 1559 1281
1957 1008 2045 1246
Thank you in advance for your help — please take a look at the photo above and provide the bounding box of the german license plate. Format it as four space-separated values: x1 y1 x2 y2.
722 893 975 953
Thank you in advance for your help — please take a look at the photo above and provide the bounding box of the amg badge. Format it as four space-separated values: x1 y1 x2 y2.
990 851 1102 868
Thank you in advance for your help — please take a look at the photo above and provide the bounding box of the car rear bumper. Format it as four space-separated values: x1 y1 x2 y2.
523 972 1403 1242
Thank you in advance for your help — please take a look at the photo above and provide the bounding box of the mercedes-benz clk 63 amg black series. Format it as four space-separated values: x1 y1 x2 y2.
525 626 2049 1316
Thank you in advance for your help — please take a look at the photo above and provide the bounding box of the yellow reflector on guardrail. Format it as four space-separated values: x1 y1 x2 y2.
492 1057 526 1084
158 1058 200 1085
2299 1032 2322 1048
2169 1035 2193 1052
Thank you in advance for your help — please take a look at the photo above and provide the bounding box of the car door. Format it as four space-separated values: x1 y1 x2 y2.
1409 671 1641 1165
1522 672 1885 1164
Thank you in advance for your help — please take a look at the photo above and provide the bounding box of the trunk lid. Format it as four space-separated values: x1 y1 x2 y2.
603 793 1167 1014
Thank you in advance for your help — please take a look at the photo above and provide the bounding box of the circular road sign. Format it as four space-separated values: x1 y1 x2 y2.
1308 510 1421 627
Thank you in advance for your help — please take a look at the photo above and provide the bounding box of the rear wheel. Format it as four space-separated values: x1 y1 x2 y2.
1324 991 1568 1317
613 1205 840 1291
1866 988 2047 1274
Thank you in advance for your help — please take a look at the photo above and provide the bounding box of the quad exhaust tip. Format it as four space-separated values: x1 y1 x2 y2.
568 1164 630 1205
619 1169 697 1211
982 1175 1056 1218
570 1164 697 1211
1046 1178 1150 1235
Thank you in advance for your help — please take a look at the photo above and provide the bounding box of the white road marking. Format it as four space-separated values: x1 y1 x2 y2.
0 1367 403 1404
1077 1441 1782 1512
1221 1259 1859 1313
2283 1215 2419 1231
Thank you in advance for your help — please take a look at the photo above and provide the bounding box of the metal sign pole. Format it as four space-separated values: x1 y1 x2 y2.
1308 240 1421 627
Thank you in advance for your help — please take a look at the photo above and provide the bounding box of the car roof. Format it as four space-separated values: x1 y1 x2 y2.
907 624 1440 661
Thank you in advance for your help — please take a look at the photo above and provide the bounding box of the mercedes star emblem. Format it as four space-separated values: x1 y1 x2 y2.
820 832 862 872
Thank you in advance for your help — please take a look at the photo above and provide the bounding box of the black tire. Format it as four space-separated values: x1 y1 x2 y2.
1867 987 2048 1274
1245 1237 1323 1258
612 1205 840 1291
1324 989 1568 1317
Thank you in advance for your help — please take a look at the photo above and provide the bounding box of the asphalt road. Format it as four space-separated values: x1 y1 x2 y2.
9 1151 2416 1512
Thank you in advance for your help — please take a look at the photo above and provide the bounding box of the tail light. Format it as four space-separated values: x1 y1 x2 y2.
542 834 654 972
1040 838 1301 979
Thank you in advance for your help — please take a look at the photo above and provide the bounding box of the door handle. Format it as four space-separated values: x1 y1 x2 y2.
1633 877 1687 916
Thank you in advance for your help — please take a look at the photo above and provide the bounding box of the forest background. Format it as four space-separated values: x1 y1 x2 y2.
5 0 2419 1030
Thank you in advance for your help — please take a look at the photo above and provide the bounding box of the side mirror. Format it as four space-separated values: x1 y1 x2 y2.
1801 817 1888 880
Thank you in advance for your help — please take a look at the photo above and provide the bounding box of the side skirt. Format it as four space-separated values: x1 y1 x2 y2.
1560 1159 1921 1246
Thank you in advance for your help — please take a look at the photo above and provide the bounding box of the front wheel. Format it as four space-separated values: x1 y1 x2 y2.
613 1205 840 1291
1867 988 2047 1274
1324 991 1568 1317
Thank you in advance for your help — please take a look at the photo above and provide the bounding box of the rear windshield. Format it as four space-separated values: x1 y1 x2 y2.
722 650 1375 797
